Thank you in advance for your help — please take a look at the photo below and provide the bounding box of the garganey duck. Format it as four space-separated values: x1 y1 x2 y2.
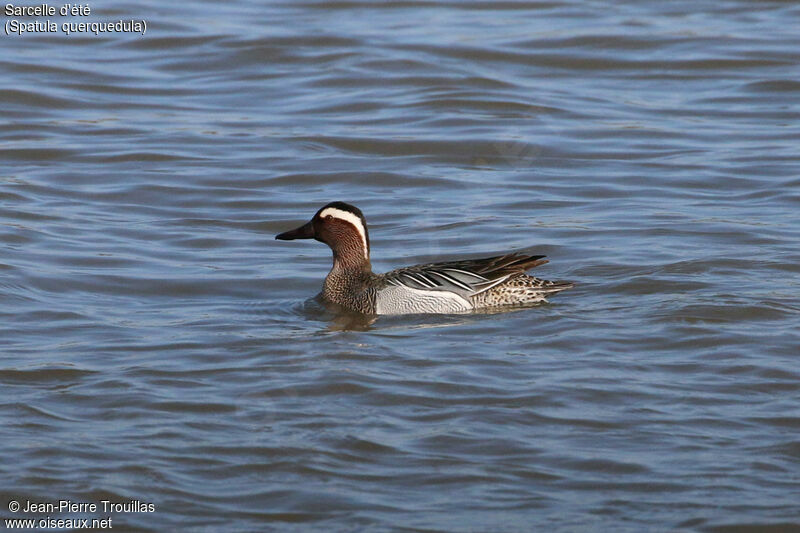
276 202 573 315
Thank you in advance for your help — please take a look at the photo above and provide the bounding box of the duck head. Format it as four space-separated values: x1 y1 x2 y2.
276 201 370 267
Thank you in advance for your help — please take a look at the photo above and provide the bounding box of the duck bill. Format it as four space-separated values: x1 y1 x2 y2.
275 220 315 240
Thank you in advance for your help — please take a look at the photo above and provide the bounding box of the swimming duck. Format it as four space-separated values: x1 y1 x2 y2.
276 202 573 315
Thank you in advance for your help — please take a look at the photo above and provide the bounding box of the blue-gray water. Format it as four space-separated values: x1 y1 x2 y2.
2 1 799 531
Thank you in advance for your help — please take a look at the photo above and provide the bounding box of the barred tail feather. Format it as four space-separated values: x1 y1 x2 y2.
537 280 574 293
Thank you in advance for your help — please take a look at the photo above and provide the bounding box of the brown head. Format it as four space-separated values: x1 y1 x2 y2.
275 202 371 269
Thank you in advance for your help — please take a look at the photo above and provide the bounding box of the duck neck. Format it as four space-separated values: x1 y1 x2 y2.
322 250 372 312
330 247 371 276
326 232 371 274
324 241 372 302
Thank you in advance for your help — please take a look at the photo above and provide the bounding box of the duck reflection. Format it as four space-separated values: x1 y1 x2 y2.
299 294 546 332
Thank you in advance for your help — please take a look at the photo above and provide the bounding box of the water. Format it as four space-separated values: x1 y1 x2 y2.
2 1 799 531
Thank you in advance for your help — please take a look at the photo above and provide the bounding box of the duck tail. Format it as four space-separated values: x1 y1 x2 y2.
539 280 574 293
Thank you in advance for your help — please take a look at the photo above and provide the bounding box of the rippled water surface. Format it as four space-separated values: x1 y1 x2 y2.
2 1 800 531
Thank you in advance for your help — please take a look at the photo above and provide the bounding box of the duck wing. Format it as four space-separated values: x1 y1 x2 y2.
383 253 548 298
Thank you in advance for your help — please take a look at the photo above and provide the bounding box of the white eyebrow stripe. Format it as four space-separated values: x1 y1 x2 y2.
319 207 369 259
